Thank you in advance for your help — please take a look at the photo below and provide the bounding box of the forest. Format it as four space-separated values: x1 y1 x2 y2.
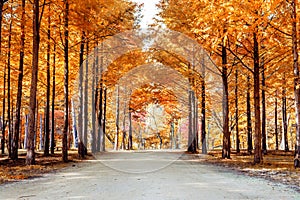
0 0 300 170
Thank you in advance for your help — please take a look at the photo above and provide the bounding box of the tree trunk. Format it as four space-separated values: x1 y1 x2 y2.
71 99 78 148
7 19 12 158
201 75 207 154
24 115 28 149
39 114 43 150
51 43 56 154
247 75 253 153
188 90 196 153
44 4 51 156
261 58 267 154
26 0 40 165
253 32 262 164
62 0 69 162
222 44 230 159
1 61 6 154
12 0 25 160
91 54 96 153
83 41 89 148
0 0 8 155
114 85 120 150
275 90 278 150
121 98 126 150
128 107 132 150
98 82 103 151
235 67 240 153
78 32 85 157
292 0 300 162
282 81 289 151
102 88 107 152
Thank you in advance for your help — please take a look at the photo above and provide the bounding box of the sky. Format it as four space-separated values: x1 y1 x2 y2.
131 0 160 28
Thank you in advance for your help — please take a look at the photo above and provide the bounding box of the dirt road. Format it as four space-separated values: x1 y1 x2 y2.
0 151 298 199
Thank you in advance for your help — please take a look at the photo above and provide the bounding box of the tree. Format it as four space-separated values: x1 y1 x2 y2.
26 0 43 165
11 0 26 160
292 0 300 162
62 0 69 162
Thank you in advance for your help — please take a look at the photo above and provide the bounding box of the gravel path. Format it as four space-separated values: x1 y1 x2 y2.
0 151 299 200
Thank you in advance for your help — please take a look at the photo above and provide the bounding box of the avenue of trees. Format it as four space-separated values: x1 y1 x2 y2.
0 0 300 166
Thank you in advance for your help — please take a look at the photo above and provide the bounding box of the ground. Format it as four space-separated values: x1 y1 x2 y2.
0 150 299 199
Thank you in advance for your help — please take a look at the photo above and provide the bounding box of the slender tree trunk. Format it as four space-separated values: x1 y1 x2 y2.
253 32 262 164
0 0 8 155
121 99 126 150
39 114 43 150
71 99 78 148
91 54 96 153
261 59 267 154
275 90 278 150
128 107 132 150
7 19 12 158
44 4 51 156
201 75 207 154
102 88 107 152
62 0 69 162
235 67 240 153
292 0 300 163
78 33 85 157
282 80 289 151
26 0 40 165
51 43 56 154
98 82 103 151
83 41 89 148
188 90 196 153
247 75 253 153
12 0 25 160
114 85 120 150
24 115 28 149
222 44 230 159
1 62 6 154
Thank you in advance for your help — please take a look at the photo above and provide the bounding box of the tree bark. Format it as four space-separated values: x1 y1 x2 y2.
78 32 85 157
128 107 132 150
44 4 51 156
26 0 40 165
247 75 253 153
12 0 26 160
51 43 56 154
222 44 230 159
62 0 69 162
91 53 96 153
102 88 107 152
291 0 300 165
98 82 103 151
275 90 278 150
7 19 12 158
253 31 262 164
235 67 240 153
261 59 267 154
83 41 89 148
114 85 120 150
282 79 289 151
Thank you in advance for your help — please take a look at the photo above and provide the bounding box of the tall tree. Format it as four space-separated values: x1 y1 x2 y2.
0 0 8 155
44 3 51 156
292 0 300 163
222 43 230 159
62 0 69 162
12 0 26 160
26 0 42 165
51 42 56 155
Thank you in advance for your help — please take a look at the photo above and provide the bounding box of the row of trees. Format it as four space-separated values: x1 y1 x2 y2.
158 0 300 163
0 0 136 164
